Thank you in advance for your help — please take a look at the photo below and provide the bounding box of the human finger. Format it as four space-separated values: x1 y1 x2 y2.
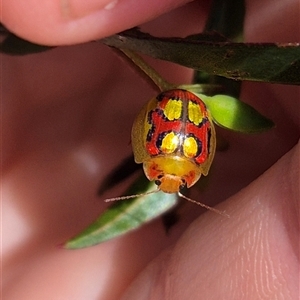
1 0 192 45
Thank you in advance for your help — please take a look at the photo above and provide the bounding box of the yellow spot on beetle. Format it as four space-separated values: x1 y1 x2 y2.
161 132 179 153
188 101 203 125
164 100 182 120
183 136 198 158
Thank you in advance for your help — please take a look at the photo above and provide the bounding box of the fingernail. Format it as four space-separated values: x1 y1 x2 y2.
61 0 119 18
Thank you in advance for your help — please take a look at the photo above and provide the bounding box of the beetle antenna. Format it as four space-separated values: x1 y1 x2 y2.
178 192 230 218
104 189 159 202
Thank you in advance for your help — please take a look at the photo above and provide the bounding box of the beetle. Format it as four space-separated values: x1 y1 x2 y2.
105 89 227 215
131 89 216 194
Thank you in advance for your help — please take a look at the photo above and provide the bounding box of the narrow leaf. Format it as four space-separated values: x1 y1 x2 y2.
102 29 300 85
65 176 178 249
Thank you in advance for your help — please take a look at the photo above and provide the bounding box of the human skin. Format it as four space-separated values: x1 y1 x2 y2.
1 0 299 299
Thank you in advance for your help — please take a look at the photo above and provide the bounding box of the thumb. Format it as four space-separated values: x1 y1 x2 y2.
121 141 300 299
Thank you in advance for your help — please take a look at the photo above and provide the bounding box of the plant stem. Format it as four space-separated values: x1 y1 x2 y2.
115 48 175 92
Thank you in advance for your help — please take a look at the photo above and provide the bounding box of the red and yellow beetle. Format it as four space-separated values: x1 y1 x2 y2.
106 88 226 214
132 89 216 194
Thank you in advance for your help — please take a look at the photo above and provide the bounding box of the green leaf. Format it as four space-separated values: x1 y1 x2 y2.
204 0 245 42
65 176 178 249
101 29 300 85
193 0 245 97
201 94 274 133
0 29 53 55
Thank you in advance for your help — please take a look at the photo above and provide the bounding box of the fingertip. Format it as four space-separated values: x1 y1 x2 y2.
1 0 191 46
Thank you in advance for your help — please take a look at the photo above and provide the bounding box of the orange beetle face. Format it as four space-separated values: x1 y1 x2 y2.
142 156 201 193
131 89 216 194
